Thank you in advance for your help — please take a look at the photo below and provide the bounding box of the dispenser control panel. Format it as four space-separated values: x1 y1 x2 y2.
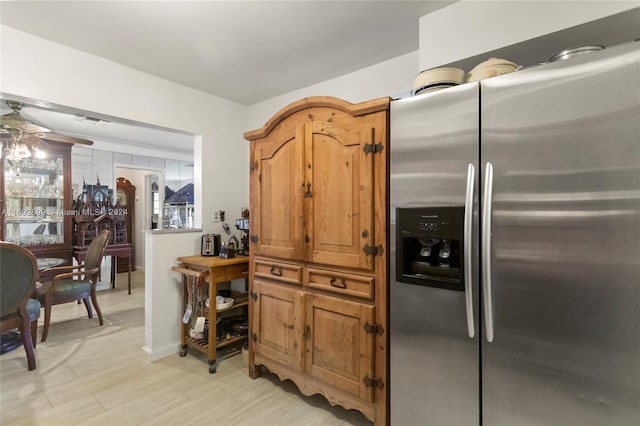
396 206 465 291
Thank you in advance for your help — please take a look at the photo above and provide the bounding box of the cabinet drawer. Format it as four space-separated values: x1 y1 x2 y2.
226 263 249 281
306 268 374 300
254 259 302 286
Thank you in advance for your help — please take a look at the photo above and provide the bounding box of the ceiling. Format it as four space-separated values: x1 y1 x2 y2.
0 1 454 152
1 1 454 105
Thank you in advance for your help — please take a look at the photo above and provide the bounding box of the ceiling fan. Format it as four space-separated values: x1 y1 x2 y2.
1 100 92 159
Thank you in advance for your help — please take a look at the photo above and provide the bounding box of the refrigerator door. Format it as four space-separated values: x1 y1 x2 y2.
390 83 480 425
481 41 640 425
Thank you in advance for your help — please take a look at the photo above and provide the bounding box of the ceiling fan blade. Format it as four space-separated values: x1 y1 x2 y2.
24 122 52 134
22 133 45 144
2 102 93 147
0 128 92 146
1 111 51 134
41 133 93 145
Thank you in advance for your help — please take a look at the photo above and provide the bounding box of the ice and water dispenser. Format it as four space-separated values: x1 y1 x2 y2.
396 207 465 291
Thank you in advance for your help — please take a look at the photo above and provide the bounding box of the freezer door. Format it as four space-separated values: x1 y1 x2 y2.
390 83 480 426
481 42 640 425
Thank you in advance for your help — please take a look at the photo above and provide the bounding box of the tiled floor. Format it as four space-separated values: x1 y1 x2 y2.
0 269 372 425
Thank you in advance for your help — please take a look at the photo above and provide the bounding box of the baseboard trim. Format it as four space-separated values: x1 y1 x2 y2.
142 343 178 362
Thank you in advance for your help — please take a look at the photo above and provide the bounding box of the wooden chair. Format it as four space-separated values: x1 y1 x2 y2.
0 242 41 371
38 230 111 343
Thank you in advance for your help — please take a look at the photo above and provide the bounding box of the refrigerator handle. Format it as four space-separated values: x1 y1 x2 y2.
464 163 475 339
482 162 495 342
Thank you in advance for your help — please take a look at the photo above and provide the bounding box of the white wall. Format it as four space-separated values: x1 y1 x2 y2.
1 25 248 360
418 1 638 71
247 50 420 130
144 231 200 360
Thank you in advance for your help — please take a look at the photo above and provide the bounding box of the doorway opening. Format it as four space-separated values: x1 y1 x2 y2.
114 165 164 274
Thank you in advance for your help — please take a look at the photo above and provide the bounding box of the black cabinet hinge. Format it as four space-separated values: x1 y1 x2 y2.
250 235 259 244
363 322 384 335
363 244 384 256
249 291 258 301
250 332 257 342
363 375 384 389
363 142 384 154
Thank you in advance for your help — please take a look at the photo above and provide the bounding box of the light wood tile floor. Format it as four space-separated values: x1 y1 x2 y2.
0 270 373 425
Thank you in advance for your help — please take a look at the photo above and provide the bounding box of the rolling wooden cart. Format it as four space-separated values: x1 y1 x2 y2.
172 255 249 373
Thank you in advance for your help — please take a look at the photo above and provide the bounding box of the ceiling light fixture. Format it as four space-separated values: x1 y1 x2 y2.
1 127 46 160
1 100 51 160
1 100 94 159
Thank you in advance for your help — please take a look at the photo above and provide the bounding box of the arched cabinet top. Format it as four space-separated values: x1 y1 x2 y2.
243 96 390 141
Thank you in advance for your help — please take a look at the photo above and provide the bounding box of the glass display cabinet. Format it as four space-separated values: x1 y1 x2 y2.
1 141 73 262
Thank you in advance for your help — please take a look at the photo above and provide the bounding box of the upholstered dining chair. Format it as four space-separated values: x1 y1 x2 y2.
0 242 41 371
38 229 111 342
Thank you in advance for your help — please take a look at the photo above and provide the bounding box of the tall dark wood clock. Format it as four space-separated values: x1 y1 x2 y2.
116 177 135 273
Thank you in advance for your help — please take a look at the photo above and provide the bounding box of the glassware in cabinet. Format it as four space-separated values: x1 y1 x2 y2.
1 141 73 260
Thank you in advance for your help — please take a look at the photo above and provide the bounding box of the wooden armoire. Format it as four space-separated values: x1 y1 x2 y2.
244 96 389 424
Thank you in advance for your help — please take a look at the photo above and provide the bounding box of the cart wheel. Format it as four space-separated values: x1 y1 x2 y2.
209 361 217 374
179 348 188 357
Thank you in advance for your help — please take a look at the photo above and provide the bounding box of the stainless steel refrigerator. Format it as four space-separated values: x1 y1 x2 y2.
390 41 640 425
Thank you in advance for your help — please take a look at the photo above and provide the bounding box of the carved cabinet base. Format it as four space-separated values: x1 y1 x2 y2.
255 354 376 422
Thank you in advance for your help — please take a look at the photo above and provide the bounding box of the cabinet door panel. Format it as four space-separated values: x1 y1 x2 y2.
253 280 304 371
306 121 374 270
305 292 375 401
251 125 304 260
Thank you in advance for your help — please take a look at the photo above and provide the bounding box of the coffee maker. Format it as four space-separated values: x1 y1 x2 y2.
235 208 250 256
